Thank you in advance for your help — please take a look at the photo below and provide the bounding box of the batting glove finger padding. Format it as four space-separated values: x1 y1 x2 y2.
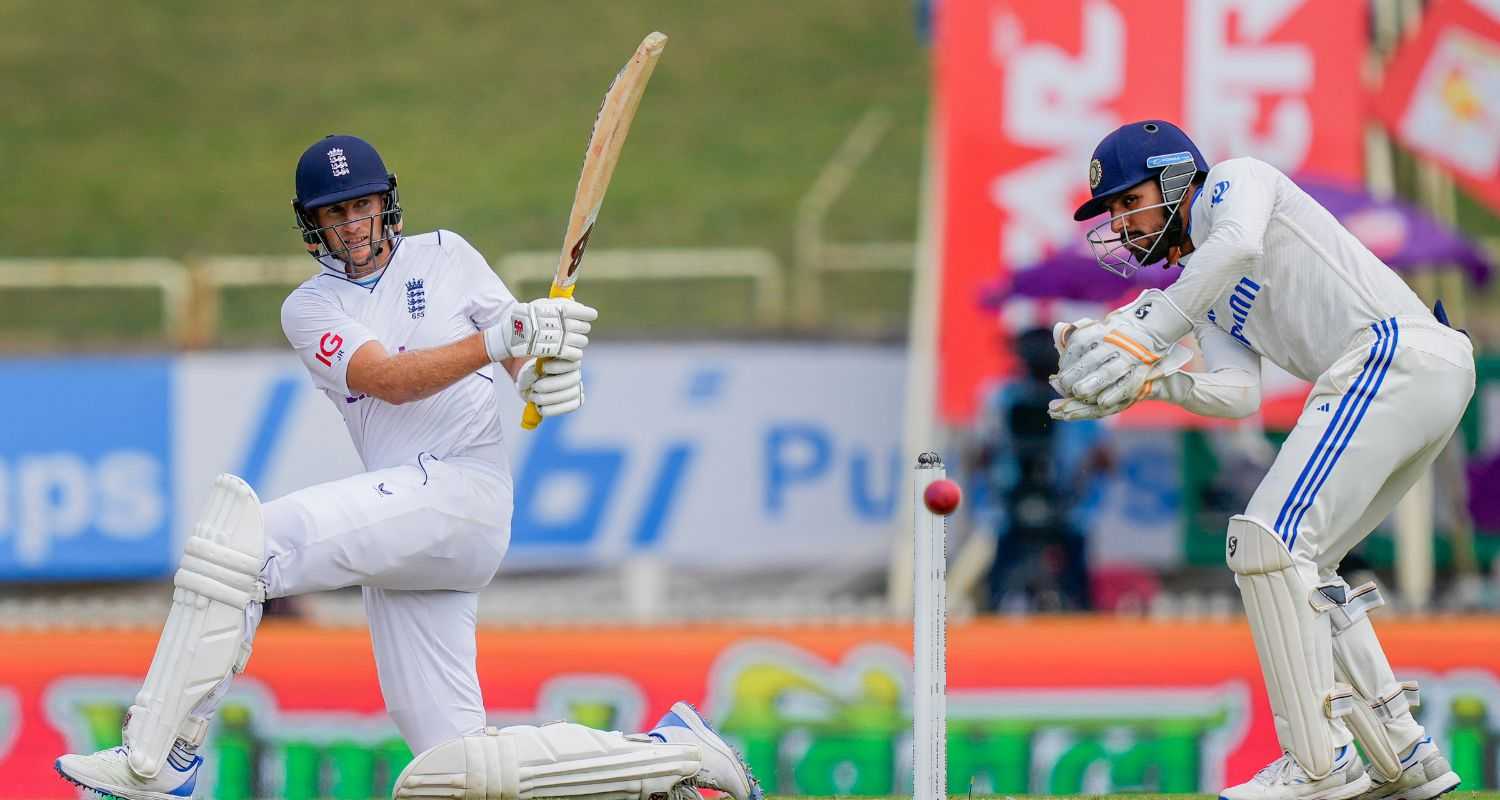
516 358 586 417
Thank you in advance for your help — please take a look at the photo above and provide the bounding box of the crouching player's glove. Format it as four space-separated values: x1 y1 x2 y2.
483 298 598 362
516 357 585 417
1047 354 1190 419
1054 289 1194 407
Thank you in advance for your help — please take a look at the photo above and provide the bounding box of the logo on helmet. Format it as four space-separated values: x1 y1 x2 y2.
1089 158 1102 189
328 148 350 177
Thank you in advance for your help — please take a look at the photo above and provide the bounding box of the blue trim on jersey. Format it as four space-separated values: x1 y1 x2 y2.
1275 319 1399 550
316 235 405 292
1185 185 1205 239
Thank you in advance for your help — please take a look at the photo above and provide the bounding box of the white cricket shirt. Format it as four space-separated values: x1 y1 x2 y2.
280 230 518 473
1168 158 1430 382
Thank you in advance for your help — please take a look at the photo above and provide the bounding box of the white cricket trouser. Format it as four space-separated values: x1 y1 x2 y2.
207 451 512 753
1240 315 1474 754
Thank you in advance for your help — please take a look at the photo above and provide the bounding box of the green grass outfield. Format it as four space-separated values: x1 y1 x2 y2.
1 1 927 346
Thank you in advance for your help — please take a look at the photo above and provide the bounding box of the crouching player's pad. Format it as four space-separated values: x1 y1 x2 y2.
1227 515 1353 780
394 722 702 800
124 474 265 779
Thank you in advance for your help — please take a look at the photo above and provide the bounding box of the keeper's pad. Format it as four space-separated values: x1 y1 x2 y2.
1327 578 1424 781
1227 516 1353 780
393 722 702 800
124 474 265 779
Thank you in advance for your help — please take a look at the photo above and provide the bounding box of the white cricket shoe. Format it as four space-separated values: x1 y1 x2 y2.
1221 744 1372 800
650 702 763 800
1360 737 1461 800
56 744 201 800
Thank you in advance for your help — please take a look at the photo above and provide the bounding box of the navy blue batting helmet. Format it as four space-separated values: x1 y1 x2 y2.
291 134 403 260
1073 120 1208 221
295 134 394 210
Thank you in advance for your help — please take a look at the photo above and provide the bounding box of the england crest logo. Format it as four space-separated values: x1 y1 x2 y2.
405 278 425 319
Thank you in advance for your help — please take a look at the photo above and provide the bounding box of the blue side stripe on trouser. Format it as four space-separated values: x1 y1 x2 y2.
1281 319 1397 548
1273 320 1389 542
1285 319 1398 550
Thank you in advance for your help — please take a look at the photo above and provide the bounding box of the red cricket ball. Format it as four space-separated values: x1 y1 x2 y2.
923 479 962 516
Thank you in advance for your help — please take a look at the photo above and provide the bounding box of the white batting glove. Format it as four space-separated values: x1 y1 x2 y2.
483 298 598 362
1055 289 1193 404
516 357 585 417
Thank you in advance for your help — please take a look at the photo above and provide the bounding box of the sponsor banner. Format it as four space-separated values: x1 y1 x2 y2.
178 345 907 572
935 0 1366 421
0 357 173 580
3 619 1500 797
1373 0 1500 215
1 347 1213 579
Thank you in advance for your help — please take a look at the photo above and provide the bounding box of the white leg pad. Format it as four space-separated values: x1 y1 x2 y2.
124 474 265 779
1227 516 1351 780
1327 579 1424 781
393 722 702 800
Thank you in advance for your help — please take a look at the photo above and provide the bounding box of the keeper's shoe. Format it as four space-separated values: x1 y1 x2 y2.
1220 744 1372 800
650 702 763 800
1359 737 1461 800
56 745 201 800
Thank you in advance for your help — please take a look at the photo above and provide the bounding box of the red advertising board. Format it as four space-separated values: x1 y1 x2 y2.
1372 0 1500 215
936 0 1367 421
3 618 1500 798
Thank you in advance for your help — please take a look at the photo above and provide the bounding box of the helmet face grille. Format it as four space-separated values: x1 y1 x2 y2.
1083 160 1200 277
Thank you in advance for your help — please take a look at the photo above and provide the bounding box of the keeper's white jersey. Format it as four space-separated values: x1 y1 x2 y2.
281 230 517 473
1170 158 1430 382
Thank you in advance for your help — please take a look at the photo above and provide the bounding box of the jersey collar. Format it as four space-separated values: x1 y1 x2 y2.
316 235 405 290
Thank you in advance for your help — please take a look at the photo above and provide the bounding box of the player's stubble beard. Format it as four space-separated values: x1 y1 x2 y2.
339 218 388 279
1125 204 1187 268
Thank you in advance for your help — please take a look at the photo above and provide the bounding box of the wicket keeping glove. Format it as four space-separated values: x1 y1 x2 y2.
1055 289 1193 406
1047 344 1192 421
484 298 597 362
516 357 585 417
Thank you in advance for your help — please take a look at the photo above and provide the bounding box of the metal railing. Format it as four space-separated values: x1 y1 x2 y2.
0 248 790 346
0 259 190 341
496 247 785 326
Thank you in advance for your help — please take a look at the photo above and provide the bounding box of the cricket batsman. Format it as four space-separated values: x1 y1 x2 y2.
55 135 760 800
1052 121 1473 800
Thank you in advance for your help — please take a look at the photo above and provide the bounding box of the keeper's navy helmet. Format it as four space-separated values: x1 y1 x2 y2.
1073 120 1208 221
291 134 403 261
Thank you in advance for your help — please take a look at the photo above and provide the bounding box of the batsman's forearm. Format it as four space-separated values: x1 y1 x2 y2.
360 335 492 405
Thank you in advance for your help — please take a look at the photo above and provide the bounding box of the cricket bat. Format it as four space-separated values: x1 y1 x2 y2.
521 31 668 430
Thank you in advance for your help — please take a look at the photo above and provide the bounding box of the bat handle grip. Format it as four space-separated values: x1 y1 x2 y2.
520 359 547 430
518 283 577 430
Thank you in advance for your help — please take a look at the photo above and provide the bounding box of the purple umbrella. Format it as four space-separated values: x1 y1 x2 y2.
1298 176 1493 286
983 176 1493 308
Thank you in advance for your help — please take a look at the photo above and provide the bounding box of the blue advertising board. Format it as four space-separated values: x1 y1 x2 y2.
0 357 173 580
